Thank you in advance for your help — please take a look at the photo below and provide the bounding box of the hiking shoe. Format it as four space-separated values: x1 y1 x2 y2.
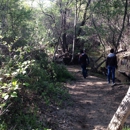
111 83 116 89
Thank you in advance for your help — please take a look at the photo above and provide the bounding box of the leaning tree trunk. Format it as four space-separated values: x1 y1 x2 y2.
107 86 130 130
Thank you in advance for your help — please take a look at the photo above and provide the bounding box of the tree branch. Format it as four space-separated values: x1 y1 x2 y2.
116 0 128 50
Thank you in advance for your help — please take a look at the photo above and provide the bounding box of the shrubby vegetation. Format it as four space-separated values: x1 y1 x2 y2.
0 45 74 129
0 1 74 128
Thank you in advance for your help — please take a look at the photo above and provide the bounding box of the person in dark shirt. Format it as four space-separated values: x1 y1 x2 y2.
106 48 118 84
79 49 89 78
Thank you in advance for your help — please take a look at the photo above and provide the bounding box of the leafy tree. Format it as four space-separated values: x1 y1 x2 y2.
91 0 128 51
0 0 74 129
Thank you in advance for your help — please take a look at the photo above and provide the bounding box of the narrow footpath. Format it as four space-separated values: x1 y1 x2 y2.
57 65 130 130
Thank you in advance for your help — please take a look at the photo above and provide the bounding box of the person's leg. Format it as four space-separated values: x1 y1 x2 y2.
107 66 111 83
111 66 115 83
81 65 84 77
81 64 86 78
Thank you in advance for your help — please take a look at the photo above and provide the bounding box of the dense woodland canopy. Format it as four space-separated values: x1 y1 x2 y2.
0 0 130 129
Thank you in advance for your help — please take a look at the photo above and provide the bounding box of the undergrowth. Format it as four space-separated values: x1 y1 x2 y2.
0 45 74 129
123 125 130 130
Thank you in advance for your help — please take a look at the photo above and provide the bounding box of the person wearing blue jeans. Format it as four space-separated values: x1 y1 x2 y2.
107 66 115 84
79 49 89 78
81 64 87 78
106 48 118 84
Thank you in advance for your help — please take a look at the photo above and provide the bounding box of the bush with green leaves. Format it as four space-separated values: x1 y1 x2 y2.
0 45 73 129
49 62 75 82
123 125 130 130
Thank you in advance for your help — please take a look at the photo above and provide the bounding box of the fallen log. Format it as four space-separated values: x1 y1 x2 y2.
107 86 130 130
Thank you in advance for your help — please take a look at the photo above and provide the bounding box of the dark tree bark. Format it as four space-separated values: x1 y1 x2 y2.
78 0 91 35
76 0 91 48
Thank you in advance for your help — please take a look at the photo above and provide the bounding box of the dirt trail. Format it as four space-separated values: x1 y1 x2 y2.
57 65 130 130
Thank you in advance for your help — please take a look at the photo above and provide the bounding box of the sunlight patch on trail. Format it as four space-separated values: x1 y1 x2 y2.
87 82 94 85
80 100 93 104
96 82 104 85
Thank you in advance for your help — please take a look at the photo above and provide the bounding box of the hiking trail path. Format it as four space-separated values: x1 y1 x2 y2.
56 65 130 130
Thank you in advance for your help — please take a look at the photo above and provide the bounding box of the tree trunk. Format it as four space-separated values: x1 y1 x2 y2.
76 0 91 49
107 86 130 130
92 16 106 54
71 0 77 63
95 54 104 63
77 0 91 36
62 7 67 53
62 32 67 53
95 59 106 70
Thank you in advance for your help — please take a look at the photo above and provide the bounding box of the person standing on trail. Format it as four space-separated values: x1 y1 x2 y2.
106 48 118 84
79 49 89 79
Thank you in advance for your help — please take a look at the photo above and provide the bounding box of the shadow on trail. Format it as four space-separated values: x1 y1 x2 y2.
65 65 129 130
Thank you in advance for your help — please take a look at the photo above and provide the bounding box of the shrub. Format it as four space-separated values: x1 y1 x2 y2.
0 45 73 129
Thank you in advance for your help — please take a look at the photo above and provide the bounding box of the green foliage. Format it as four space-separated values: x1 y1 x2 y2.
0 0 32 38
90 0 128 49
0 0 73 129
0 107 42 129
50 63 75 82
0 42 73 129
123 125 130 130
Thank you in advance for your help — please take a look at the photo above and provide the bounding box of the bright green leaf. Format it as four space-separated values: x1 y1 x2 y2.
12 80 17 86
11 92 17 97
